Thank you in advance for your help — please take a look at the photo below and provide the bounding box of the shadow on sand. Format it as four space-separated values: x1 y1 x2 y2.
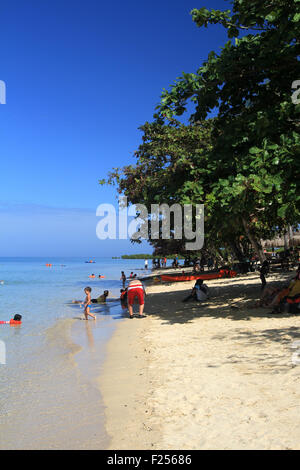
145 274 298 325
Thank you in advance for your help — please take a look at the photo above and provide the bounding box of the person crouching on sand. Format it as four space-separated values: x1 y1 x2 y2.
83 287 96 320
127 279 146 319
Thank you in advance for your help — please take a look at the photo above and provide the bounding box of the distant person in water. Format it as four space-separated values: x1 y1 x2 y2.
129 272 134 278
127 279 146 319
0 314 22 325
144 259 148 269
91 290 109 303
83 287 96 320
120 271 126 288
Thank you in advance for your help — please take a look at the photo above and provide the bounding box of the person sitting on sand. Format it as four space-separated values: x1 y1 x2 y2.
127 279 146 319
289 267 300 295
253 285 285 308
91 290 109 303
182 279 209 303
280 270 300 303
195 279 209 301
268 270 300 312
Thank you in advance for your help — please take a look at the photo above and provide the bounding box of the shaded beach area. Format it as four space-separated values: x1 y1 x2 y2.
101 271 300 450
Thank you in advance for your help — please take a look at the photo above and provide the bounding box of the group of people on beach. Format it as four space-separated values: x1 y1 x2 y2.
72 288 110 320
180 260 300 314
74 256 300 322
256 265 300 314
74 266 147 320
154 257 168 268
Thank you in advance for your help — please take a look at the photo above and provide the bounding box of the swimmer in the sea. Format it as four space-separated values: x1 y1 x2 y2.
0 314 22 325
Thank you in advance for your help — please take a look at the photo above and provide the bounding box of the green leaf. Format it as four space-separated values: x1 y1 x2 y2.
249 147 261 155
292 13 300 22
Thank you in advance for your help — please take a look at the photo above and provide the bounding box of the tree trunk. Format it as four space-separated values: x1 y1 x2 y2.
284 225 292 250
228 240 245 262
242 217 266 264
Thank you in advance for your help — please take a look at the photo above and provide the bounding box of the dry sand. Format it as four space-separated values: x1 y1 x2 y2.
100 271 300 450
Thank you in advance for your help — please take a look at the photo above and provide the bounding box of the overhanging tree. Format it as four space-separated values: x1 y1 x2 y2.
156 0 300 261
102 0 300 262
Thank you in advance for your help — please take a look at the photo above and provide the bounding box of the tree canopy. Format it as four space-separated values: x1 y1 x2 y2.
101 0 300 263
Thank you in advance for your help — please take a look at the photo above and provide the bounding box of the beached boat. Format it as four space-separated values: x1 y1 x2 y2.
160 269 237 282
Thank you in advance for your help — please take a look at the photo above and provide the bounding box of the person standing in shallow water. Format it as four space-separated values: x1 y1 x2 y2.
120 271 126 288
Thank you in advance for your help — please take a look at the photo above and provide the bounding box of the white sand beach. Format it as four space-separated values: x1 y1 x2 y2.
100 271 300 450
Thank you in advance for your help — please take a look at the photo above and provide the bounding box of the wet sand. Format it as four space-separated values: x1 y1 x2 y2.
0 317 111 450
100 271 300 450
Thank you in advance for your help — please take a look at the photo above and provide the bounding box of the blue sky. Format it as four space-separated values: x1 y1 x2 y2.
0 0 231 256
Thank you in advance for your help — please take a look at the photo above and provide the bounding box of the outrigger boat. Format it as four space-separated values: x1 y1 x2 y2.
160 269 237 282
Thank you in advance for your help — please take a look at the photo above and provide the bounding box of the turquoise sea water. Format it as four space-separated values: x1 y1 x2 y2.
0 257 150 449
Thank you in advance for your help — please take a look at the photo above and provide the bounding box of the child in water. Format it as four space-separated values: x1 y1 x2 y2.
83 287 96 320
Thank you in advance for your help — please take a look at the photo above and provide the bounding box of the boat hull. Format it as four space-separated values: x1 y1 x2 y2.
160 270 237 282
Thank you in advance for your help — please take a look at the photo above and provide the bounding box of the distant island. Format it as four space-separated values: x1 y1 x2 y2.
121 254 185 259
